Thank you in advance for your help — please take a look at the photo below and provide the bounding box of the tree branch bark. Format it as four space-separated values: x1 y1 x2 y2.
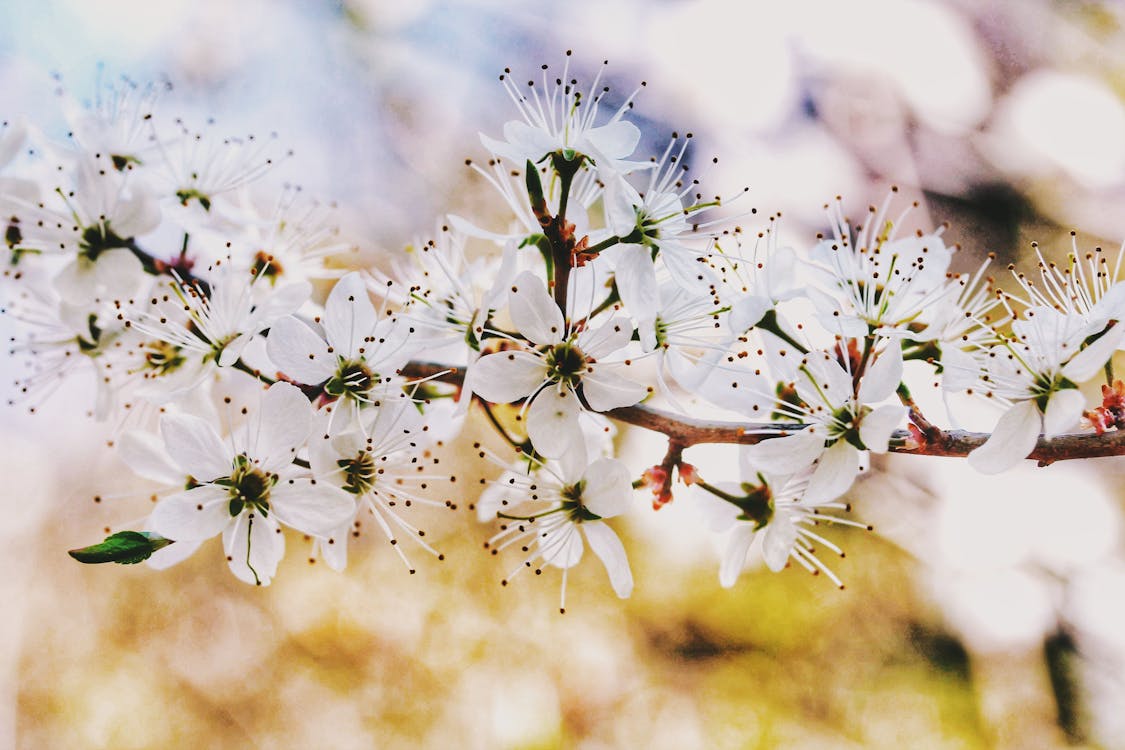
398 361 1125 466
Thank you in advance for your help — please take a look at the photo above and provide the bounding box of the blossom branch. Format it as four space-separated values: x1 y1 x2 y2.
399 361 1125 465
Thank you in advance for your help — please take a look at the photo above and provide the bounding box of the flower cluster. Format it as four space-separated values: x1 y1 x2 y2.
7 64 1125 608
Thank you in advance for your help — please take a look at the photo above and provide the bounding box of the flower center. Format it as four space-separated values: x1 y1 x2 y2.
225 455 275 517
545 343 587 387
338 451 376 495
142 340 185 376
829 404 870 450
251 250 284 283
325 359 379 402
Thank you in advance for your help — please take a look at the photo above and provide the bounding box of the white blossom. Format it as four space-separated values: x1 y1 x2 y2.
963 308 1124 473
465 270 648 457
147 382 354 585
481 444 634 611
481 57 646 176
267 272 416 428
697 449 870 589
745 340 907 502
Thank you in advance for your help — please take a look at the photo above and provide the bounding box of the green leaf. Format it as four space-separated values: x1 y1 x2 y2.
68 531 173 565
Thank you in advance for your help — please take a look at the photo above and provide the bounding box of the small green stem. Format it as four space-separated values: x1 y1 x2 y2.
695 479 744 505
584 234 624 255
755 309 809 355
231 358 277 385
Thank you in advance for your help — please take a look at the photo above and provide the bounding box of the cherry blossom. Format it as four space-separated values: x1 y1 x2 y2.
480 443 634 612
148 382 354 585
465 270 648 457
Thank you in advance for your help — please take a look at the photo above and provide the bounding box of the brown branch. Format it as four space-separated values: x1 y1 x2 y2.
398 361 1125 466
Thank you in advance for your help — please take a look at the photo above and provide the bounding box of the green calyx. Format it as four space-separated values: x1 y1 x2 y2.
175 188 212 212
735 477 774 530
560 480 601 522
830 404 871 451
79 222 130 261
111 154 142 172
1033 373 1078 412
75 313 104 355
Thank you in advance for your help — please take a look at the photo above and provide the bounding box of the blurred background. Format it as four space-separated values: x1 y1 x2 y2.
3 0 1125 747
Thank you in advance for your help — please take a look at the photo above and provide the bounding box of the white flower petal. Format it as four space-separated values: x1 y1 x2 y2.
541 523 584 569
578 315 634 361
858 340 903 404
605 178 642 235
252 382 312 473
940 346 979 392
613 246 659 328
859 404 907 453
253 281 312 324
223 512 284 586
1092 282 1125 323
52 260 93 304
968 400 1041 475
805 441 860 503
318 525 350 571
720 526 756 587
271 481 356 536
581 365 648 411
1062 324 1125 382
797 353 852 411
557 441 589 487
502 120 557 161
323 273 377 359
694 365 774 416
119 430 183 485
509 271 565 346
744 429 825 475
468 350 548 403
94 248 146 300
150 485 231 541
581 457 633 519
266 316 334 384
762 515 798 572
146 538 202 570
660 241 712 292
527 387 582 458
1043 388 1085 439
729 295 771 332
113 188 161 238
588 120 641 160
583 521 633 598
695 485 742 533
161 413 231 481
